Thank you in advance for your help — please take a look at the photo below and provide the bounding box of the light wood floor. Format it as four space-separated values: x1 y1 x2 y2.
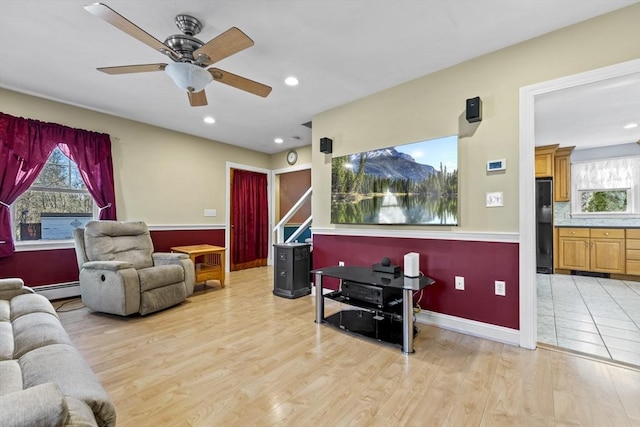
57 267 640 427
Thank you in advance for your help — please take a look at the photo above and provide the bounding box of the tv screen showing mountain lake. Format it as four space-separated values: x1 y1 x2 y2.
331 135 458 225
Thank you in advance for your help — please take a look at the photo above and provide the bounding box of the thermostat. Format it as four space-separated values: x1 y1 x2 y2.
487 159 506 171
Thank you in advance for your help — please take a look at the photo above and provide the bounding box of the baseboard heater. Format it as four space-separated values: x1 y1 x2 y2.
33 281 80 300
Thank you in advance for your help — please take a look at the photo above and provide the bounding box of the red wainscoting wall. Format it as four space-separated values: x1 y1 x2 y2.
0 228 225 288
312 234 520 330
0 248 79 287
149 228 225 252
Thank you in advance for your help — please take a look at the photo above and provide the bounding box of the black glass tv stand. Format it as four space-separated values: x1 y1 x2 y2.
312 266 435 353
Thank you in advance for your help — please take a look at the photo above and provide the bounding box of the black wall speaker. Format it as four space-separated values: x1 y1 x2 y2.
320 137 333 154
465 96 482 123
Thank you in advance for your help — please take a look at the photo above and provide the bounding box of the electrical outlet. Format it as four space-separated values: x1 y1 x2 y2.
455 276 465 290
495 280 506 296
338 261 345 267
204 209 216 217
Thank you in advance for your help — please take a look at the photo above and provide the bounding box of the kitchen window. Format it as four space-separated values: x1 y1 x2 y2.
571 155 640 217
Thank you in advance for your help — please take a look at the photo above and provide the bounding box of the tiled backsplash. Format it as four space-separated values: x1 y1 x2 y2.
554 202 640 227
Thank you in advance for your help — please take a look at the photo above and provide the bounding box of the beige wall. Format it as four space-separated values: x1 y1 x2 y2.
311 4 640 232
0 88 271 225
270 145 312 170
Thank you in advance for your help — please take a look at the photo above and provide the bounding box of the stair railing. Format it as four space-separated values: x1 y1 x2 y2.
273 187 312 244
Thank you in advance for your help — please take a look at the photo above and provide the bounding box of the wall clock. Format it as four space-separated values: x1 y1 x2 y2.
287 150 298 165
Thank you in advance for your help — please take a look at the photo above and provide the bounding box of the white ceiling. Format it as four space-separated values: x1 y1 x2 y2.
0 1 637 154
535 72 640 150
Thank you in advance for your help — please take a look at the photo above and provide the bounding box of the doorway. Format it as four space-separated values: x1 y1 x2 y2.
519 59 640 350
226 163 272 272
274 168 311 240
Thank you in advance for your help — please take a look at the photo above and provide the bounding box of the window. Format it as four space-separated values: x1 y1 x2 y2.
13 147 95 241
579 189 629 213
571 156 640 217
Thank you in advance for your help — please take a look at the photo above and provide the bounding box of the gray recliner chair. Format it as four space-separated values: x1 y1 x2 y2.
73 220 195 316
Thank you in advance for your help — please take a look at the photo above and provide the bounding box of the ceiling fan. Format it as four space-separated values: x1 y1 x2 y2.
84 2 272 107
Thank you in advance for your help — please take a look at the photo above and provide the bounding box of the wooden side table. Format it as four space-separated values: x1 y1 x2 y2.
170 244 226 288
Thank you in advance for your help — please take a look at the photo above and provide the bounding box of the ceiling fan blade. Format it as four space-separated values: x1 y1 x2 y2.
208 68 272 98
84 3 181 60
97 63 167 75
193 27 254 65
188 90 208 107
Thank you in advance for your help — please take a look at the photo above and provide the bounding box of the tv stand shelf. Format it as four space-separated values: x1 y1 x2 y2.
313 266 435 353
324 290 403 316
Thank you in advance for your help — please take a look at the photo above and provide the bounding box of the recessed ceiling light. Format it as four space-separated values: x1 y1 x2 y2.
274 137 284 144
284 76 299 86
623 122 638 129
203 116 215 124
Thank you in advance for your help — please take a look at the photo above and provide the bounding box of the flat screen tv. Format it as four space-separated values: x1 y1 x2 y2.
331 135 458 225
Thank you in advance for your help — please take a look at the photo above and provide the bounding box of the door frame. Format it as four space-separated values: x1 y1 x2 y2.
270 163 312 262
518 58 640 349
225 162 273 272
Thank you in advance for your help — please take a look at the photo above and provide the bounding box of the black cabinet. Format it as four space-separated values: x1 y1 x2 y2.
273 243 311 298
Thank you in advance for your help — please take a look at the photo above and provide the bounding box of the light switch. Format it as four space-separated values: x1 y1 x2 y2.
486 192 504 207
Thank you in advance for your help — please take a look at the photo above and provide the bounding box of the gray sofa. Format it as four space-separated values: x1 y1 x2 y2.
0 278 116 426
74 220 195 316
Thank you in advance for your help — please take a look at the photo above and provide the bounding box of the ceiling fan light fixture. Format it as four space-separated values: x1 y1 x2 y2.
165 62 212 92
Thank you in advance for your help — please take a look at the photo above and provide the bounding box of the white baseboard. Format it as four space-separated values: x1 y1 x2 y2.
311 284 520 346
33 282 80 300
416 310 520 346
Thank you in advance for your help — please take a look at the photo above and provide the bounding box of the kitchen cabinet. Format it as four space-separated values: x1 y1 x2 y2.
557 228 590 271
626 228 640 276
589 229 625 274
553 146 574 202
535 144 558 178
557 228 625 274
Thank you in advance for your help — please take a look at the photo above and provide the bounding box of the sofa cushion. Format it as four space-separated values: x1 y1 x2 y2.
12 312 73 359
138 264 185 292
0 382 68 427
10 293 58 321
0 360 22 395
20 343 116 427
0 320 13 361
0 299 9 321
65 396 100 427
84 220 154 270
0 300 11 360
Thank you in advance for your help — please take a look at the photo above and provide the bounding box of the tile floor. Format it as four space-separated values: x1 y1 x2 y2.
537 273 640 367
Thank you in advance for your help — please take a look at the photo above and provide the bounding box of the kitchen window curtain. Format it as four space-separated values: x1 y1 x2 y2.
0 112 117 257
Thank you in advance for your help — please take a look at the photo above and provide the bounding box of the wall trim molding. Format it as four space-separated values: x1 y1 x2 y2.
311 227 519 243
416 310 520 346
14 224 226 252
15 241 75 251
147 224 226 231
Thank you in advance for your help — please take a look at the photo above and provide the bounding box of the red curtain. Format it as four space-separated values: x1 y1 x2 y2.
0 112 116 257
231 169 268 270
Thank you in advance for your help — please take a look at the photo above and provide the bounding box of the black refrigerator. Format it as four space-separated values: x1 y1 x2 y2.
536 179 553 274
